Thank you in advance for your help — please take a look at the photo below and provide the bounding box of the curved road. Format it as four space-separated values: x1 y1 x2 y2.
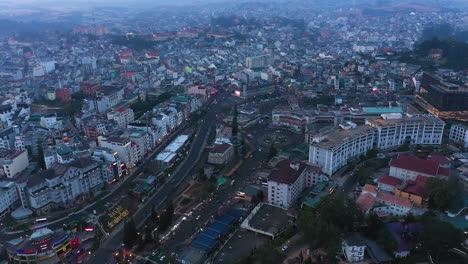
87 91 231 263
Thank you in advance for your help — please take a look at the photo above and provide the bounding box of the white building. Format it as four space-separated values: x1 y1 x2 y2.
90 87 124 113
99 136 138 168
449 124 468 149
107 107 135 128
308 124 375 175
267 161 306 208
245 55 274 69
32 61 56 77
342 234 366 263
389 154 450 181
16 158 105 215
2 151 28 178
0 181 19 219
366 114 445 149
40 115 58 129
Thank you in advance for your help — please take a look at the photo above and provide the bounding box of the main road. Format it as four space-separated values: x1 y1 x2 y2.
87 90 234 263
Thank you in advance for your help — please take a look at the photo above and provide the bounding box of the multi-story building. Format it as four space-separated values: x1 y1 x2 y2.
92 147 125 183
449 124 468 149
245 55 274 69
416 73 468 122
90 86 124 113
389 154 450 181
0 181 19 219
40 114 58 129
267 160 328 208
2 150 29 178
366 114 445 149
342 234 366 263
272 110 307 133
99 136 138 168
208 143 234 165
6 228 71 263
55 87 71 102
308 124 375 175
107 107 135 129
0 127 16 150
268 161 306 208
16 158 105 215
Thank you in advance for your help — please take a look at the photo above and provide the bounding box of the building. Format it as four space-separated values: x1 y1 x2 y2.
342 234 366 263
449 124 468 149
272 110 307 132
155 135 189 167
107 107 135 128
40 114 58 129
416 73 468 121
267 160 306 208
308 124 375 175
208 143 234 165
385 222 421 258
6 228 71 263
2 150 28 178
16 158 105 215
55 87 71 102
81 82 101 96
99 136 138 168
389 154 450 181
366 114 445 149
0 181 19 219
89 86 124 113
245 55 274 69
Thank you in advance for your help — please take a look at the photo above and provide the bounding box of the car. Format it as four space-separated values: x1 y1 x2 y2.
281 245 288 251
160 255 166 261
195 215 201 220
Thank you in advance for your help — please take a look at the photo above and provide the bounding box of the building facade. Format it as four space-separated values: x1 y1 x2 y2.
449 124 468 149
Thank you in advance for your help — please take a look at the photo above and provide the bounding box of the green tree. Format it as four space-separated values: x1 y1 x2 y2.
268 143 278 160
376 228 397 254
317 193 364 232
37 142 46 169
232 104 238 137
123 217 138 247
420 216 464 262
426 178 458 210
364 213 384 240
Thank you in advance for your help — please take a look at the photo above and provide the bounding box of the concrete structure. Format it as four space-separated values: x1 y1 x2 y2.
99 136 138 168
342 234 366 263
107 107 135 129
5 228 71 263
308 124 375 175
245 55 274 69
389 154 450 181
90 86 124 113
208 143 234 165
2 150 28 178
0 181 19 219
155 135 189 167
272 110 307 132
16 158 105 215
449 124 468 149
366 114 445 149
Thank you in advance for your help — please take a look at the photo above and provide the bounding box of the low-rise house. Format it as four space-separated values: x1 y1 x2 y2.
385 222 421 258
342 233 366 263
389 154 450 181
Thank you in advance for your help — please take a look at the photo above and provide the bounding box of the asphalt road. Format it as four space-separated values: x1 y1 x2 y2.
87 91 234 263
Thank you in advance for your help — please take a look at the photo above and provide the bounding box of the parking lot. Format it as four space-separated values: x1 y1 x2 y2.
215 229 269 263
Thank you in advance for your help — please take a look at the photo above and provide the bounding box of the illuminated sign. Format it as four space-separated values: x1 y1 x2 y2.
235 90 241 97
84 227 94 232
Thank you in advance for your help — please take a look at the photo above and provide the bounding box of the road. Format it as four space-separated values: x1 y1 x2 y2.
87 90 234 263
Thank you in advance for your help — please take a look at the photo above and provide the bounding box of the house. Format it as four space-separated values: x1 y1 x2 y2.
377 175 403 193
394 175 428 207
385 222 421 258
342 233 366 263
389 154 450 181
374 192 413 216
208 143 234 165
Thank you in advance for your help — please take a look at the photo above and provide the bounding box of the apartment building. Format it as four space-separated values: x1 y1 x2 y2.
0 181 19 219
2 150 28 178
99 136 138 168
308 124 375 175
107 107 135 128
366 114 445 149
449 124 468 149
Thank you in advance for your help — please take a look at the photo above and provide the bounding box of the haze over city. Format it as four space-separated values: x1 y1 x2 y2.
0 1 467 264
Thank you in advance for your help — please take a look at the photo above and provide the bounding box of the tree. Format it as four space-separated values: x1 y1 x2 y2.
317 193 364 232
145 225 153 243
376 228 397 254
364 213 384 240
268 143 278 160
232 104 238 138
426 178 459 210
123 217 138 247
420 216 464 262
36 142 46 169
298 210 340 257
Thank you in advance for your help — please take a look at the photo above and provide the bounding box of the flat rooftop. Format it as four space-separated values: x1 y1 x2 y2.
248 204 291 236
311 125 375 149
366 114 444 127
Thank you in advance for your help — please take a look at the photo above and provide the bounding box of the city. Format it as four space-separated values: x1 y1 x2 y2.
0 0 467 263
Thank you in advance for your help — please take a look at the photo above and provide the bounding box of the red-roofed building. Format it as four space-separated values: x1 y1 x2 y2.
374 192 413 216
55 87 71 102
395 175 429 206
81 82 101 96
145 51 159 58
377 175 403 193
356 192 376 214
389 154 450 181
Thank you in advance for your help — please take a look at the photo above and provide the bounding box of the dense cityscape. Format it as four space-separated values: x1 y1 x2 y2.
0 0 467 263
